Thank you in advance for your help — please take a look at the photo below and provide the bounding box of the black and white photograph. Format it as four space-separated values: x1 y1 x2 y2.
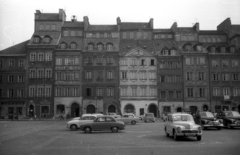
0 0 240 154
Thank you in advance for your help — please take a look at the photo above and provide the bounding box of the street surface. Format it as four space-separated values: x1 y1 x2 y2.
0 120 239 155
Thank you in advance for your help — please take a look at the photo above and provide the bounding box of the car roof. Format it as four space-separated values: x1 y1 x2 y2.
170 113 192 116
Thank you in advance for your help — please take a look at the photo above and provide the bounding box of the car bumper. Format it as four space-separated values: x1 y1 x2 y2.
229 123 240 127
176 133 202 137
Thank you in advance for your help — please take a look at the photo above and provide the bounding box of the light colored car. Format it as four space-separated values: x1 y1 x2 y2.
67 114 102 131
72 113 103 120
143 113 155 122
108 113 122 118
164 113 202 141
200 112 222 130
116 113 139 125
79 116 125 133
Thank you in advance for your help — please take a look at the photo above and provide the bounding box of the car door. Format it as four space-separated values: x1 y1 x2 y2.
92 117 106 130
106 117 116 129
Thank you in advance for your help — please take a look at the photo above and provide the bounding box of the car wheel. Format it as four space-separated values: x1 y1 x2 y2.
131 121 136 125
217 127 221 130
227 123 233 129
173 131 178 141
70 125 77 131
165 127 169 137
197 136 202 141
111 127 119 133
84 127 92 133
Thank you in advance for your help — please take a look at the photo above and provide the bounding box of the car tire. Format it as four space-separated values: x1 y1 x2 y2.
70 125 77 131
173 131 179 141
217 127 221 130
197 136 202 141
111 127 119 133
227 123 233 129
84 127 92 133
131 121 136 125
165 127 169 137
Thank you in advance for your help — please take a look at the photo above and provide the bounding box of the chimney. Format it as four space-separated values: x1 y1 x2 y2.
193 23 199 32
149 18 154 29
171 22 178 32
71 15 77 22
84 16 89 31
59 9 66 21
35 10 41 19
117 17 121 31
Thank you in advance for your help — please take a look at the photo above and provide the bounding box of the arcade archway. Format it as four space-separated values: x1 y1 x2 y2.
86 105 96 114
71 103 80 117
148 104 157 117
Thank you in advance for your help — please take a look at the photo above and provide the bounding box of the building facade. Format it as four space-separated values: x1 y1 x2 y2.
0 9 240 119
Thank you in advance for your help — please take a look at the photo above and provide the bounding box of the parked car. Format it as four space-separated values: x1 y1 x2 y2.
199 112 222 130
67 114 102 131
79 116 125 133
216 111 240 129
143 113 155 122
116 113 139 125
72 113 103 120
108 113 122 118
164 113 202 141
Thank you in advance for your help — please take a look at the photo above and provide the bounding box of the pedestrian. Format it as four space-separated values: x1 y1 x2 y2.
194 110 201 125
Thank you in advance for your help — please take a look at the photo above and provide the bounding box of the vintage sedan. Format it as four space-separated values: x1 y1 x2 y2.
67 115 98 131
116 113 139 125
164 113 202 141
200 112 222 130
143 113 155 122
79 116 125 133
216 111 240 129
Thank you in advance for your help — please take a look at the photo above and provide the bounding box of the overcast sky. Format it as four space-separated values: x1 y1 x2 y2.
0 0 240 50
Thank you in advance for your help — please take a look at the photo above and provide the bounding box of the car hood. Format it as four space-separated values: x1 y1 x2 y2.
67 120 93 124
174 121 199 129
226 116 240 120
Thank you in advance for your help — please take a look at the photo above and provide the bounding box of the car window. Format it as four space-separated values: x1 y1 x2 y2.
89 116 96 120
123 115 128 118
146 113 153 117
173 115 193 122
96 117 105 122
81 116 88 120
200 113 207 117
225 112 233 117
106 117 115 122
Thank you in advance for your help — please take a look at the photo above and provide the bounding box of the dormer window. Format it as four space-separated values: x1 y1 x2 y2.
196 45 202 52
186 45 191 52
33 36 41 43
43 36 51 44
170 50 176 55
88 43 94 51
230 47 235 53
161 50 168 56
60 43 67 49
70 43 77 49
106 43 113 51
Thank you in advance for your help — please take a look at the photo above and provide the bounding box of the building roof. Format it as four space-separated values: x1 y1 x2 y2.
0 40 29 55
36 13 60 21
63 21 84 28
58 37 84 49
88 25 118 31
119 40 155 52
231 25 240 34
153 29 173 33
120 22 151 30
28 32 61 45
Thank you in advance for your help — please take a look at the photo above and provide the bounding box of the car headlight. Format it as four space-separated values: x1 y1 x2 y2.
176 127 181 133
198 126 202 132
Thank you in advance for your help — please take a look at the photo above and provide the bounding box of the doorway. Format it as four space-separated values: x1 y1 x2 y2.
86 105 96 114
29 105 34 117
148 104 157 117
71 103 80 117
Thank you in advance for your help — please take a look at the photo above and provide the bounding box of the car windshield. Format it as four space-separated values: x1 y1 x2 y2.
200 112 214 117
173 115 194 122
225 111 240 117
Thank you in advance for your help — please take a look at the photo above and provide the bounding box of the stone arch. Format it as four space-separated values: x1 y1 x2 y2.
86 104 96 114
176 106 182 112
202 104 209 111
108 105 116 113
124 103 135 114
71 102 80 117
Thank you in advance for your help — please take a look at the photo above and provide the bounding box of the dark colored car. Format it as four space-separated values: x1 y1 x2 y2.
199 112 222 130
79 116 125 133
216 111 240 129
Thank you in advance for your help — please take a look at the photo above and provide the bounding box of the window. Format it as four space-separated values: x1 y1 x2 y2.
121 87 128 96
211 47 216 53
45 69 52 78
29 86 35 97
149 88 157 97
37 69 44 78
45 86 51 97
85 71 92 79
41 106 50 115
107 33 112 38
217 37 222 42
130 32 134 39
185 57 194 65
88 44 94 50
187 88 194 97
18 75 24 82
154 35 158 39
220 47 225 53
9 60 15 67
29 69 36 78
18 60 24 67
45 53 52 61
230 47 235 53
33 37 40 43
51 25 56 30
212 73 219 81
131 87 137 97
141 59 146 66
96 70 103 80
186 72 193 81
123 32 127 39
106 43 113 51
176 91 181 98
63 31 69 36
17 89 24 97
8 89 14 97
37 85 44 97
223 88 230 96
140 72 147 80
121 72 127 80
150 59 155 66
107 87 114 97
161 91 166 98
8 75 14 82
213 87 220 96
186 45 191 52
97 88 103 97
43 37 51 44
198 88 206 97
70 43 77 49
196 45 202 51
97 57 103 64
232 60 239 67
197 57 205 65
137 32 141 39
107 57 113 64
86 88 92 96
30 53 36 61
160 75 165 83
170 50 176 56
222 60 229 68
38 53 44 61
222 73 230 81
39 24 44 30
169 91 174 98
56 58 62 65
85 57 93 64
233 88 240 96
233 73 239 81
140 87 147 96
73 87 78 96
212 60 218 68
60 43 67 49
97 44 103 51
130 72 137 80
70 31 76 36
107 71 113 79
149 72 156 80
198 72 205 81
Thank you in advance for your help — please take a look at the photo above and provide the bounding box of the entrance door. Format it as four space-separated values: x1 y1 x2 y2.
176 107 182 112
149 104 157 117
139 108 144 115
125 104 134 113
71 103 80 117
108 105 116 113
190 106 198 114
86 105 95 114
29 105 34 117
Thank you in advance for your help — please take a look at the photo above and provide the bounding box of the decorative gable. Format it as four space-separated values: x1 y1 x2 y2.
124 47 154 57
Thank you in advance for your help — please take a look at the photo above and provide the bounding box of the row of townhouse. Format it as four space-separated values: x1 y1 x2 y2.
0 9 240 119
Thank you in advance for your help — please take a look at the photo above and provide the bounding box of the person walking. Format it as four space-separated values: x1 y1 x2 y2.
194 110 201 125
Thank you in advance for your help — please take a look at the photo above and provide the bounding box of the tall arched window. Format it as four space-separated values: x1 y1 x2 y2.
88 43 94 51
97 43 104 51
212 37 216 43
70 42 77 49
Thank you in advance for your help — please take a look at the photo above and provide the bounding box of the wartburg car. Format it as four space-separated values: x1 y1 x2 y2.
164 113 202 141
216 111 240 129
79 116 125 133
200 112 222 130
67 115 98 131
116 113 139 125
